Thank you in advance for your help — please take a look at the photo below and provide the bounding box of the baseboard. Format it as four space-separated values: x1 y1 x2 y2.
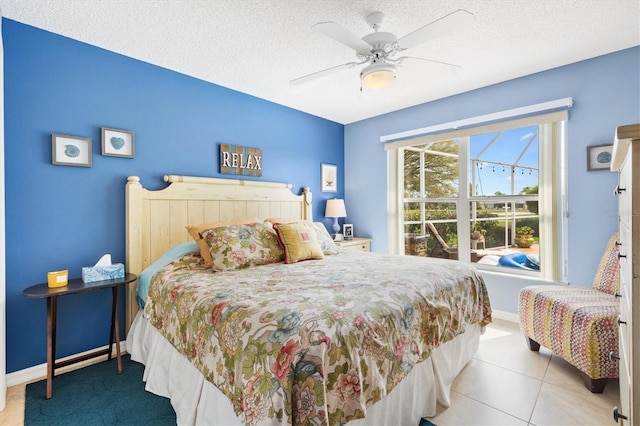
491 309 519 324
6 341 127 387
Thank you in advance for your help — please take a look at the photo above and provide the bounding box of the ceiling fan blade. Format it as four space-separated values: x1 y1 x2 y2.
400 56 461 69
313 21 372 53
399 56 462 75
396 9 474 50
290 62 359 86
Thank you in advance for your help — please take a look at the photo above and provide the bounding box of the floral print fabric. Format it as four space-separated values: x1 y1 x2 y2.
199 222 284 272
144 250 491 425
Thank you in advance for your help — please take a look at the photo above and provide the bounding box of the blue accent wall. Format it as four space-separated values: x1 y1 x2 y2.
345 47 640 314
3 19 344 373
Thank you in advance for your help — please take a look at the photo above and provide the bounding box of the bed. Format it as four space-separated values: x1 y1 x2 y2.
124 175 492 425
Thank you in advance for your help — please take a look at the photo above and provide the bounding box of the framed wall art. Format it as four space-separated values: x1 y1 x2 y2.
586 144 613 171
102 127 135 158
52 134 92 167
219 143 263 176
321 163 337 192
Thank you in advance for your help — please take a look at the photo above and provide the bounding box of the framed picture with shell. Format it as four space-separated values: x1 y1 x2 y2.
321 163 337 192
586 143 613 171
102 127 135 158
52 134 92 167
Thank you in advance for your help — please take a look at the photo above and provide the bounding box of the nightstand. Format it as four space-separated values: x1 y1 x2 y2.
23 273 137 399
336 237 371 252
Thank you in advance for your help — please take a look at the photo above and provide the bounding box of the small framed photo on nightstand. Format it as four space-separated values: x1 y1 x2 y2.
343 224 353 240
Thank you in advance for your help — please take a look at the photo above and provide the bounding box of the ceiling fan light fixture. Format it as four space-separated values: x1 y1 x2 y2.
361 62 397 89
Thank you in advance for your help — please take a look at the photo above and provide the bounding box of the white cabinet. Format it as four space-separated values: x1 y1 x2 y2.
611 123 640 425
335 237 371 252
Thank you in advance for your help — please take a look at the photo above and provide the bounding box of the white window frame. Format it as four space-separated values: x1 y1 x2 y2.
385 108 569 282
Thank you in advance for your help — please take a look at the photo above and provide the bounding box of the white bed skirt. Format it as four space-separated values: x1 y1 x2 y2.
126 311 481 426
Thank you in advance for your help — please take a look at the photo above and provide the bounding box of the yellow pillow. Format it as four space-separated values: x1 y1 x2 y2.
274 222 324 264
267 219 339 255
186 217 260 267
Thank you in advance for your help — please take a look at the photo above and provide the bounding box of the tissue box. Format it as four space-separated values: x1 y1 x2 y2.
82 263 125 283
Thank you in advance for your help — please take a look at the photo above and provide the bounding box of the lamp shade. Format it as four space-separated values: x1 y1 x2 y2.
361 62 397 90
325 199 347 218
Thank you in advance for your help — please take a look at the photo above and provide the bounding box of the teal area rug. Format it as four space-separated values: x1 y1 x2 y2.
25 355 175 425
420 419 437 426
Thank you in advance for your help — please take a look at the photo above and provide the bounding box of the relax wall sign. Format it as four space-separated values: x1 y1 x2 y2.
219 143 262 177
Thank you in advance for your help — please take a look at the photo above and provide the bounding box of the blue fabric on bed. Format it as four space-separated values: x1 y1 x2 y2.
136 241 199 308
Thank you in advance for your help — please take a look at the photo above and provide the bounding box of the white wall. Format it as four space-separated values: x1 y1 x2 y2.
0 7 7 412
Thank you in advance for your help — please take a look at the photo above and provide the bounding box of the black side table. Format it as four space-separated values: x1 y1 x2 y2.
23 273 137 399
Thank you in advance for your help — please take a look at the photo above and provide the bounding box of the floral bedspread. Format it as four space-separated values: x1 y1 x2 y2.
144 250 491 425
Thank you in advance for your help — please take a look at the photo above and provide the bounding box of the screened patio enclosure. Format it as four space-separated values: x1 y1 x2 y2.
403 124 541 272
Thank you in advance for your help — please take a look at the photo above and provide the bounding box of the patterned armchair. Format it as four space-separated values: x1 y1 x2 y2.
518 233 620 393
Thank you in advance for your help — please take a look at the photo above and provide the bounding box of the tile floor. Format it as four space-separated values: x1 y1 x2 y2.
0 319 620 425
430 318 620 425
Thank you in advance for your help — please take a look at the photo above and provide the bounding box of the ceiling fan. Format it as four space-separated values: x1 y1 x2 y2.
290 9 474 90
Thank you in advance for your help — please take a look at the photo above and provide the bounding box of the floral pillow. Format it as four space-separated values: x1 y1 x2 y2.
186 217 260 268
273 222 324 264
309 221 340 255
199 222 283 272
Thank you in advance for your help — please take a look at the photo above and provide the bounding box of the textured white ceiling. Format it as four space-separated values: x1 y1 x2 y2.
2 0 639 124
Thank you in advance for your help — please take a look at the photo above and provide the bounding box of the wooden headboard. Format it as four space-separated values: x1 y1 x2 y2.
125 174 312 329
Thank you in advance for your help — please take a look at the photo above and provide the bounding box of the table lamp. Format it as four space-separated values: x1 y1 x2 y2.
325 199 347 239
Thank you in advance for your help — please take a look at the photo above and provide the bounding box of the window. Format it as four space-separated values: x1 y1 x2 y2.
387 110 568 281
